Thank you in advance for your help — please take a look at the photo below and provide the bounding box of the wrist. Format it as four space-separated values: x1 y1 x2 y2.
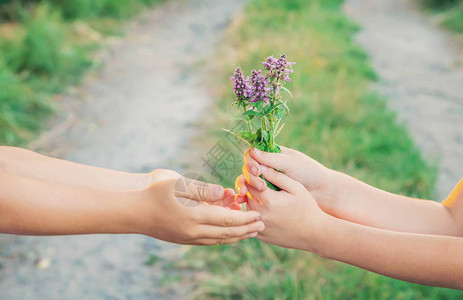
119 188 154 235
299 208 332 255
312 168 339 215
129 172 154 190
305 212 337 258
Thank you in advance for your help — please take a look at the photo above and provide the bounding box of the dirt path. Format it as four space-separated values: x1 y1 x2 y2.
344 0 463 200
0 0 244 299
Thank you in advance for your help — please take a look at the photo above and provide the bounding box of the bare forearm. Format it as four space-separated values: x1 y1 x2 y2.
316 215 463 289
0 146 149 190
0 172 141 235
319 170 460 236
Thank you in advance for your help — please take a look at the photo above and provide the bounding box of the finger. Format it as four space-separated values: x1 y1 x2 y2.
235 175 248 196
196 221 264 239
279 146 294 154
220 189 241 210
195 232 258 246
229 202 242 210
198 205 261 226
174 176 224 203
242 165 267 192
260 166 301 193
245 182 275 205
246 193 263 211
220 188 237 206
251 148 291 172
244 148 261 176
235 194 248 204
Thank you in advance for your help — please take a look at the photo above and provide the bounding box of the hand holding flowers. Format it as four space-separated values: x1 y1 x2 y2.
241 159 327 252
236 147 463 289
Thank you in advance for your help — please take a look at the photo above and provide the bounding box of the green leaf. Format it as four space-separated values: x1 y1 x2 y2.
242 110 262 117
262 129 270 143
264 102 284 115
238 131 255 144
267 114 276 123
222 128 252 146
256 101 263 111
280 86 293 98
230 115 247 122
275 107 285 119
256 142 267 152
271 143 281 153
256 127 262 142
260 174 281 191
282 101 290 114
274 123 285 137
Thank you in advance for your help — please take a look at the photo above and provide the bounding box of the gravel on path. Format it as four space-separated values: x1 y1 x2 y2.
344 0 463 200
0 0 245 299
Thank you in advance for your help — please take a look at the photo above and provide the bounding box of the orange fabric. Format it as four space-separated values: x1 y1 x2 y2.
443 178 463 206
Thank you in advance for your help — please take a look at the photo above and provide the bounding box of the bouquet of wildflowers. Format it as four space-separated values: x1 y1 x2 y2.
225 54 295 190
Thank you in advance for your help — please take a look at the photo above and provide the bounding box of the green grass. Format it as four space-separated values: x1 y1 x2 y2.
419 0 463 33
168 0 463 298
0 0 165 146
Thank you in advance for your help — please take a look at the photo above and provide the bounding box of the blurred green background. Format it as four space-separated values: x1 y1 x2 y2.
176 0 463 298
0 0 164 145
1 0 462 298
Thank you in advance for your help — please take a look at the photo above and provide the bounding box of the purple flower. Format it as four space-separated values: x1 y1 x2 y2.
262 54 295 83
230 67 253 101
250 69 270 103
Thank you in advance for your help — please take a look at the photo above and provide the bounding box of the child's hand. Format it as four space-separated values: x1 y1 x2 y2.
243 165 327 251
151 169 241 210
235 147 335 213
134 172 264 245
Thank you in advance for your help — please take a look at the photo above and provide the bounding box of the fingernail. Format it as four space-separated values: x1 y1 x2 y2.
240 187 246 196
255 215 261 222
258 181 264 191
248 232 258 238
257 225 265 232
251 166 259 176
253 148 262 156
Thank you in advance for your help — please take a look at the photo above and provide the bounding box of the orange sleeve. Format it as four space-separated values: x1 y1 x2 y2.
443 178 463 207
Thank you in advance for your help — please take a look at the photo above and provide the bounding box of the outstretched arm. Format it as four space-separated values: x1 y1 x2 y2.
320 213 463 289
0 146 149 190
237 147 463 236
0 172 137 235
0 171 264 245
322 171 463 236
244 166 463 290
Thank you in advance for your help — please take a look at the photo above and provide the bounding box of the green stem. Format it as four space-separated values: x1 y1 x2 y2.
246 120 252 136
269 119 275 150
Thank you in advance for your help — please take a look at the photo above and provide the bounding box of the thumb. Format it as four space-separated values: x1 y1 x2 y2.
174 176 224 203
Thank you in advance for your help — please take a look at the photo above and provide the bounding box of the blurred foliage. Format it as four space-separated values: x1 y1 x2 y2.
419 0 463 33
0 0 164 145
419 0 462 8
169 0 462 298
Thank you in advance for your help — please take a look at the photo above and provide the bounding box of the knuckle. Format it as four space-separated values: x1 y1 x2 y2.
223 213 234 226
186 227 200 240
273 170 283 180
196 183 208 202
188 211 201 224
222 229 233 239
